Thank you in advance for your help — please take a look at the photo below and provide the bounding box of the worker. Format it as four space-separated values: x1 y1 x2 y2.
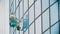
9 12 21 31
9 12 17 27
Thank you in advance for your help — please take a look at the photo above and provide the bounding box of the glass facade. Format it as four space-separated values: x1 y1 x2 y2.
9 0 60 34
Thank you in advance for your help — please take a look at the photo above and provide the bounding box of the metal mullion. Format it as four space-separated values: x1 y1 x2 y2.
18 0 20 34
58 0 60 34
41 0 43 34
49 0 51 34
9 0 11 34
34 0 36 34
18 0 20 19
9 0 11 21
27 0 30 34
22 0 24 34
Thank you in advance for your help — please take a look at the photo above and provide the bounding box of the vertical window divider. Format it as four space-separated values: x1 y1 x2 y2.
41 0 43 34
34 0 36 34
58 0 60 34
15 0 16 34
9 0 11 34
49 0 51 34
22 0 24 34
27 0 30 34
18 0 20 34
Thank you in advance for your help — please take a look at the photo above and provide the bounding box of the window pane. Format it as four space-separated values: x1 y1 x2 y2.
42 0 49 11
35 0 41 18
29 23 34 34
51 23 59 34
50 0 57 5
20 1 23 18
51 2 58 25
24 0 28 13
29 6 34 24
24 30 28 34
44 30 50 34
35 16 41 34
29 0 34 7
43 9 49 31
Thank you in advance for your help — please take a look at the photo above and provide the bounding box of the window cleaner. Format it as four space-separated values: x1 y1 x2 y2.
9 12 17 27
